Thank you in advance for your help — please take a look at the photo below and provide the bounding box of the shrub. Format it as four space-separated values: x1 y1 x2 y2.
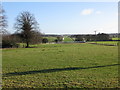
42 38 48 43
2 35 19 48
54 39 58 43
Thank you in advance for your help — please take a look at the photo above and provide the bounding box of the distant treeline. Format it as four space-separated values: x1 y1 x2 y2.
71 33 119 42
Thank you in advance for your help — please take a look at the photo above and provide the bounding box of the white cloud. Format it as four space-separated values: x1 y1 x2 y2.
81 9 103 15
81 8 94 15
96 11 102 14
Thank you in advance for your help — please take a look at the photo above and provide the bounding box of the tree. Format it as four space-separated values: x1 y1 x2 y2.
96 33 110 41
75 35 83 41
0 4 8 35
57 36 63 42
14 11 41 48
54 39 58 43
42 38 48 43
0 4 14 48
30 30 42 44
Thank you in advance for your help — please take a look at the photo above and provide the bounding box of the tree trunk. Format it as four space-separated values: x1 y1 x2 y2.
26 41 29 48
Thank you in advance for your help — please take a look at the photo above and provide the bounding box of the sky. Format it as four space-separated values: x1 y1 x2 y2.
2 2 118 34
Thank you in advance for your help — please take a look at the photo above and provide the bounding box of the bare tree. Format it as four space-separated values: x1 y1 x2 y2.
0 4 8 35
0 4 10 48
15 11 41 48
30 30 42 44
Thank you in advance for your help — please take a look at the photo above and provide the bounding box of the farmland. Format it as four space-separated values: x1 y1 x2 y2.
2 43 119 88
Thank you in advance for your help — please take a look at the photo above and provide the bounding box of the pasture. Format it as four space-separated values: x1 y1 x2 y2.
44 37 57 42
63 36 73 42
88 41 118 46
2 43 119 88
112 38 120 40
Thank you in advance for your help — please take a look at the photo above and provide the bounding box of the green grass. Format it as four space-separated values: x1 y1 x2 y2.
88 41 118 46
96 41 118 45
44 36 73 42
2 43 119 88
112 38 120 40
42 37 120 42
63 36 73 42
44 37 57 42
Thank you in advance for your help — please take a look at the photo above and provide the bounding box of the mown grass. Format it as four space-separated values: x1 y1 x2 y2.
2 43 119 88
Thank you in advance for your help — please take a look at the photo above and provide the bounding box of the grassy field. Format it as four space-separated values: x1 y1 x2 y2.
88 41 119 46
43 37 57 42
112 38 120 40
96 41 118 45
63 36 73 42
2 43 119 88
43 36 73 42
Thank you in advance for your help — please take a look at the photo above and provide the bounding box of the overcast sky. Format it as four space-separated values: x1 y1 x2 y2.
2 2 118 34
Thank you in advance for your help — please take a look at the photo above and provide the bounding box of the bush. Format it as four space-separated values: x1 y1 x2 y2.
54 39 58 43
2 40 19 48
57 36 63 42
42 38 48 43
2 35 19 48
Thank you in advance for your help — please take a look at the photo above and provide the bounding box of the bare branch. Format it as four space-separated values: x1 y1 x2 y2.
14 11 41 47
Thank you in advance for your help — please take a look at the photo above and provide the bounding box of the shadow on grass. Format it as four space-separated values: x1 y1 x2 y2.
3 64 119 77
